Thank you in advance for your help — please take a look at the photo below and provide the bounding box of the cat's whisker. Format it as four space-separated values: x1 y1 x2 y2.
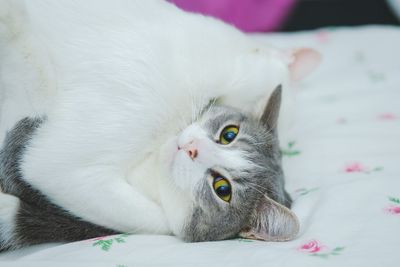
198 93 211 121
246 181 280 198
205 97 218 117
249 185 279 199
189 88 201 125
244 131 276 146
192 95 202 123
246 181 275 193
246 183 266 197
177 112 189 130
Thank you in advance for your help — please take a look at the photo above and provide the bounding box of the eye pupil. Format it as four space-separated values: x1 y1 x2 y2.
213 176 232 202
219 125 239 145
223 131 236 142
216 185 230 196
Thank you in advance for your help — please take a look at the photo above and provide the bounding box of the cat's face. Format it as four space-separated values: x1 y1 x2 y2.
161 87 299 242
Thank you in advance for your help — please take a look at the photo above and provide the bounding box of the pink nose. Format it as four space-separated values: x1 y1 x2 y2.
181 142 198 160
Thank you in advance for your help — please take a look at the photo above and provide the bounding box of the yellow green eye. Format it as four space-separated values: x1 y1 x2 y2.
219 125 239 145
213 176 232 202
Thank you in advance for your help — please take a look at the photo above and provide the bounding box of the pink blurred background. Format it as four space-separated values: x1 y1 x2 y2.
169 0 297 32
168 0 399 33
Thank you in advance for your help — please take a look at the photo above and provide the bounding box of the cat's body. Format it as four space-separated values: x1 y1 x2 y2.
0 0 319 250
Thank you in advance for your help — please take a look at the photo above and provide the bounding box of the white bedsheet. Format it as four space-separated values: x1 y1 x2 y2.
1 25 399 266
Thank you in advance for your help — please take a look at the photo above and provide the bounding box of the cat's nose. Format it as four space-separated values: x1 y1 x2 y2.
181 141 198 160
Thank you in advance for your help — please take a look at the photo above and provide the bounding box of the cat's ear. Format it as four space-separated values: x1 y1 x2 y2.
239 195 299 241
283 48 321 81
260 85 282 130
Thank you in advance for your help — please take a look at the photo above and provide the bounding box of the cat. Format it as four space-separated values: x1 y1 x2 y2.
0 86 300 250
0 0 320 250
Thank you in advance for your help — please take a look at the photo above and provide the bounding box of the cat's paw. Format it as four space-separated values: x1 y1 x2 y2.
220 50 288 116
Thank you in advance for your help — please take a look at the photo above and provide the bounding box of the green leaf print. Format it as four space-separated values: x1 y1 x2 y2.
114 237 125 243
364 166 384 174
92 233 131 252
93 239 113 252
389 196 400 204
311 253 329 259
237 238 255 243
354 51 366 64
372 166 384 172
295 187 320 197
332 247 345 252
310 247 345 259
281 141 301 157
367 70 385 83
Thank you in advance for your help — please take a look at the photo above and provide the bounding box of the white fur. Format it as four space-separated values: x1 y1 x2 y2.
0 192 19 247
0 0 293 236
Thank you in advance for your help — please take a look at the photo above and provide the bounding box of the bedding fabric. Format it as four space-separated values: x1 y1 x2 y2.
0 25 399 266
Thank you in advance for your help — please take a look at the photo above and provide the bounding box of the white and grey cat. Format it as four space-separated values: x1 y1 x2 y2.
0 0 320 250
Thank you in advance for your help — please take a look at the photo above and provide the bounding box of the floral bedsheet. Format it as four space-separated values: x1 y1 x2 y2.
1 26 399 266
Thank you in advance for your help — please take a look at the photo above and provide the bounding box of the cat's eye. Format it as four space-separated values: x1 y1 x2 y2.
219 125 239 145
213 175 232 202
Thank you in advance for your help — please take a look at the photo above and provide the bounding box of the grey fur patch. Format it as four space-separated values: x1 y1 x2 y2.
0 117 117 251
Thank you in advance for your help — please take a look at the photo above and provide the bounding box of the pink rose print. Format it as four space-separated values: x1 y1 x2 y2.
298 240 345 259
385 197 400 215
344 163 383 174
336 118 347 124
298 239 325 253
384 206 400 215
344 162 366 173
378 113 397 121
315 31 330 44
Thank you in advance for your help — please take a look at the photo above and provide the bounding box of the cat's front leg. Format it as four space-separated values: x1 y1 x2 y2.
68 177 171 235
19 171 172 236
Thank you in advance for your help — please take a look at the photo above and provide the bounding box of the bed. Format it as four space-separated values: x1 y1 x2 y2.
1 25 399 266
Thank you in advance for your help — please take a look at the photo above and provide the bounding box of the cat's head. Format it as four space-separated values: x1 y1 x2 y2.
161 86 299 242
